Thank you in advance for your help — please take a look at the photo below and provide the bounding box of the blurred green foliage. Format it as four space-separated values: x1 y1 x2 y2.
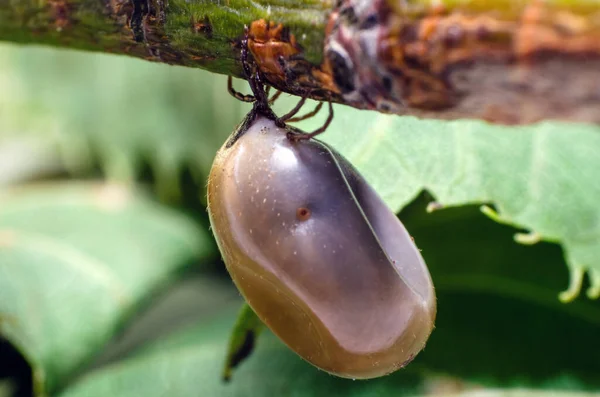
0 43 599 397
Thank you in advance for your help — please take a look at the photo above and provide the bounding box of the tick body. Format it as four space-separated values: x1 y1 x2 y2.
207 111 436 379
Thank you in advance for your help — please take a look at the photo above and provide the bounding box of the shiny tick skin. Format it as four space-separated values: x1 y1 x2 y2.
207 112 436 379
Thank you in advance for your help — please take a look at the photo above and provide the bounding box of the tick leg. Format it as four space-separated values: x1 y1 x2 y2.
228 76 255 102
269 90 283 104
279 96 307 122
287 101 324 123
289 102 334 141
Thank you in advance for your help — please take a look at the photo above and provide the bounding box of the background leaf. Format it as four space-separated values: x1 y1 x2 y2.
0 44 248 198
56 286 426 397
401 199 600 388
1 42 599 396
0 182 214 394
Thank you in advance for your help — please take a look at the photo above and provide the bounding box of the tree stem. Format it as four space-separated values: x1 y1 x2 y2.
1 0 600 125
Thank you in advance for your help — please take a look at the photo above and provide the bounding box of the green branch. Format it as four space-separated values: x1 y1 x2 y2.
0 0 329 75
1 0 600 125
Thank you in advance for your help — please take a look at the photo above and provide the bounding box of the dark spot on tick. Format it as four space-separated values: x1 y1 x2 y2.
296 207 311 221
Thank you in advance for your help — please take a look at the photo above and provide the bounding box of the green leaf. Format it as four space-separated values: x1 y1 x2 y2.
402 200 600 388
0 182 214 395
57 302 424 397
0 44 250 198
222 303 264 382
